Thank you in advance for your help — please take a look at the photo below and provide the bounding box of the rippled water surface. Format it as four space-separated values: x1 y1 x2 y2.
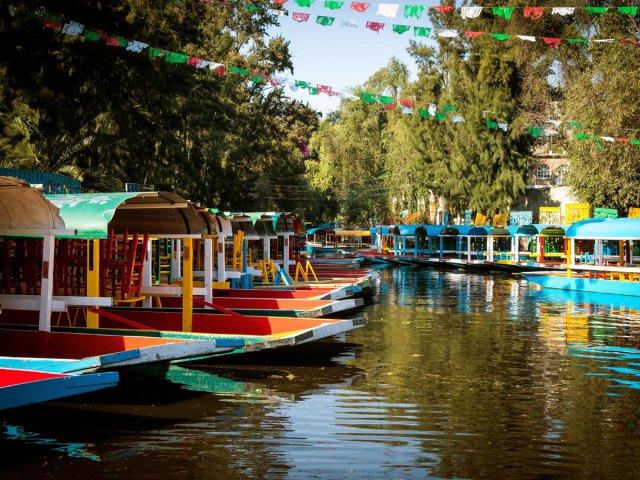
3 268 640 479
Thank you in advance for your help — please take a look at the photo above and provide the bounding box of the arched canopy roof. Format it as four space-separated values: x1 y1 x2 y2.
335 229 372 237
566 218 640 240
487 226 512 237
0 176 72 236
440 225 476 236
46 191 207 239
392 225 427 236
306 227 335 236
424 225 446 236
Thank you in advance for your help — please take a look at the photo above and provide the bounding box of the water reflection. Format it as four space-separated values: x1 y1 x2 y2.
4 269 640 479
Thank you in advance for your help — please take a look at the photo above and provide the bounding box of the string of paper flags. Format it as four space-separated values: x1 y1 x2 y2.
209 0 639 22
31 9 640 149
209 0 640 45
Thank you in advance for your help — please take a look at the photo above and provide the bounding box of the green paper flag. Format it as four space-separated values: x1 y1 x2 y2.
569 38 588 44
309 87 318 95
166 52 188 63
379 95 394 105
414 26 431 38
404 4 425 19
324 0 344 9
491 33 510 41
316 15 335 26
630 139 640 146
229 66 250 76
493 6 515 19
441 105 458 112
568 121 583 128
575 133 598 140
360 92 378 103
435 112 447 121
243 5 261 10
528 127 542 137
296 80 311 89
418 109 431 118
84 30 101 42
486 120 499 129
618 6 638 15
585 7 608 14
148 47 168 58
393 24 411 34
294 0 315 6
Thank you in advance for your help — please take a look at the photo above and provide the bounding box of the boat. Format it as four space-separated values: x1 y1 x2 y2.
0 367 119 411
523 218 640 297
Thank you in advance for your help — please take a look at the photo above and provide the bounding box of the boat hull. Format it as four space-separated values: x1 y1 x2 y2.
523 274 640 297
0 367 119 411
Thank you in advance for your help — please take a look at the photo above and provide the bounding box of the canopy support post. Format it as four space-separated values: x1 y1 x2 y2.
86 239 100 329
182 238 193 332
38 235 55 332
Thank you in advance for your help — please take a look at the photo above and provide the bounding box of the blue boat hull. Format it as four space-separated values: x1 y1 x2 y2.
523 274 640 297
0 370 119 411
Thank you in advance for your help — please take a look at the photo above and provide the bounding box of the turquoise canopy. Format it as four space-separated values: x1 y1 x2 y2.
566 218 640 240
46 192 206 239
46 192 139 239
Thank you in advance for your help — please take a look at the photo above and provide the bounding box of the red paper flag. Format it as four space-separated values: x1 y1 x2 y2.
434 5 455 14
327 90 341 97
616 138 629 143
366 21 385 32
212 65 226 76
399 98 415 108
350 2 371 12
292 12 310 22
105 35 120 46
272 0 288 4
621 39 639 45
523 7 544 20
383 103 397 110
464 31 483 38
317 85 333 95
187 57 204 67
543 37 561 49
42 17 61 30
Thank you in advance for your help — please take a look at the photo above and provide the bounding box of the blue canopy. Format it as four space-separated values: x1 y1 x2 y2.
393 225 427 236
424 225 446 236
566 218 640 240
306 227 335 235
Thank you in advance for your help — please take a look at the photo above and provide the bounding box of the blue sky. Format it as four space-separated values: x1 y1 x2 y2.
268 1 440 114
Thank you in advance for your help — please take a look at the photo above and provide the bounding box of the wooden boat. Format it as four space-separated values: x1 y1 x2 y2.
0 327 243 373
212 286 358 301
155 295 365 317
0 367 118 411
523 218 640 297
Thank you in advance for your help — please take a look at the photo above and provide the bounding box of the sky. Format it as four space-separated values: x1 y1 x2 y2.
267 1 441 115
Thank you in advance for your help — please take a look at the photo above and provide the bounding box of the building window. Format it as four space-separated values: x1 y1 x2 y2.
535 164 551 180
556 164 568 185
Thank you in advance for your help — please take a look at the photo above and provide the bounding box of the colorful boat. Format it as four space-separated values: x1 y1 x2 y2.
523 218 640 296
0 367 119 411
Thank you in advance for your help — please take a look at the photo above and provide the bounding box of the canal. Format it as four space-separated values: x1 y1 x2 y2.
2 267 640 479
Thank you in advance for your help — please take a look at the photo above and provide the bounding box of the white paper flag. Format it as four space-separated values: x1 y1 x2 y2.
551 7 575 16
437 29 458 38
126 40 148 53
517 35 536 42
376 3 399 18
342 20 359 28
62 21 84 36
460 7 482 19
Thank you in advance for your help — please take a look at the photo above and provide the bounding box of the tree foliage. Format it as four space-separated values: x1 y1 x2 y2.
0 0 321 212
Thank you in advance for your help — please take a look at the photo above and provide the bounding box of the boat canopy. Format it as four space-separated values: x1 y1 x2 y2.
392 225 427 236
439 225 476 236
488 226 511 237
306 227 335 236
423 225 446 236
535 225 567 236
0 176 72 237
208 213 233 237
375 226 393 235
254 219 277 237
467 226 489 236
566 218 640 240
335 229 372 237
231 219 260 239
46 192 207 239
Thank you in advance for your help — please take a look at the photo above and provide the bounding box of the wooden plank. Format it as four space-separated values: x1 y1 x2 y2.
0 295 66 312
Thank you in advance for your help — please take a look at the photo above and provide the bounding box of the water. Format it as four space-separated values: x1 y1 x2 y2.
3 268 640 479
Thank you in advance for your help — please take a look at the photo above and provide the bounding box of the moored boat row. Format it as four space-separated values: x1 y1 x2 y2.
0 176 375 410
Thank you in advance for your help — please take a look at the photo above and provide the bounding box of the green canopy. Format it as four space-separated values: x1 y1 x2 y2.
46 192 139 239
